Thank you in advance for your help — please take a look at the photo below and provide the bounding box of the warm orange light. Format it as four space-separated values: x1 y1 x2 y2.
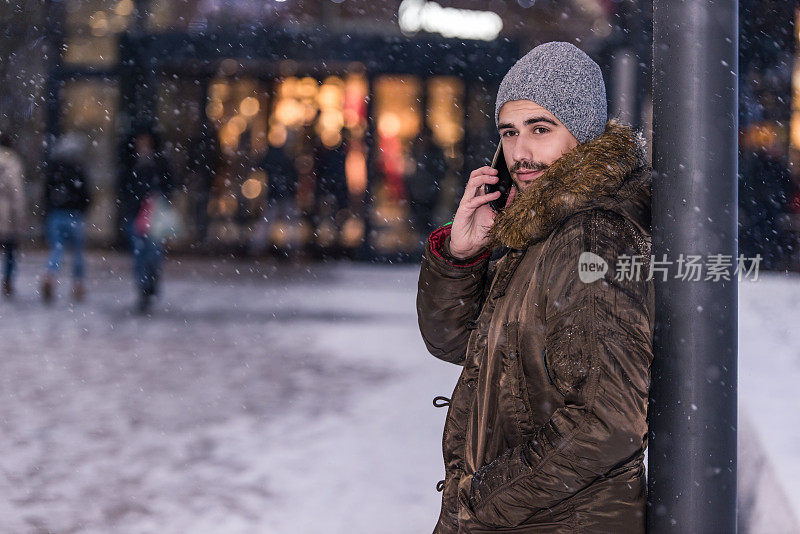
345 144 367 195
792 115 800 150
320 130 342 148
319 110 344 132
240 96 260 118
275 100 302 126
210 82 229 100
378 112 401 137
218 195 238 216
279 77 298 98
227 115 247 135
206 99 224 120
318 83 344 109
241 178 263 199
428 77 464 145
341 216 365 247
343 108 360 128
219 124 240 149
115 0 133 16
302 101 319 124
268 124 288 147
298 77 319 99
90 11 108 36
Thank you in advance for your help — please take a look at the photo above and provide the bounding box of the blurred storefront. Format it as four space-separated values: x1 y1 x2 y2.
118 31 516 260
739 0 800 271
44 0 645 261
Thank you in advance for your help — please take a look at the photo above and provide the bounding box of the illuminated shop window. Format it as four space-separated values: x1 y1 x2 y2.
428 77 464 151
207 75 270 157
792 8 800 152
372 75 466 253
202 75 272 244
427 76 465 227
343 72 369 199
183 64 369 251
373 75 422 253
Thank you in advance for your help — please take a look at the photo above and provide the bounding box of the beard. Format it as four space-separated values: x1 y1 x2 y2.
510 159 548 192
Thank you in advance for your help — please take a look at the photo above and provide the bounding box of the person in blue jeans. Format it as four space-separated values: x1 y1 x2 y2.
120 127 174 314
126 217 163 308
41 135 91 303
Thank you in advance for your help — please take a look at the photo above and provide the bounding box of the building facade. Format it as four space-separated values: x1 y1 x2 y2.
37 0 647 260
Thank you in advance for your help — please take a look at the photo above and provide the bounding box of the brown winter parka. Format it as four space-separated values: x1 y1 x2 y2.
417 120 654 533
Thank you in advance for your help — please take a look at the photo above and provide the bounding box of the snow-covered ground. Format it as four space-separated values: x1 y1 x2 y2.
0 251 797 533
738 273 800 530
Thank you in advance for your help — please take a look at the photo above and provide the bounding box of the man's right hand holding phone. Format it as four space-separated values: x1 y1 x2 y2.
448 166 517 260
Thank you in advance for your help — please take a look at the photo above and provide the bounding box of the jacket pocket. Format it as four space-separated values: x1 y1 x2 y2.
543 321 589 398
498 321 537 439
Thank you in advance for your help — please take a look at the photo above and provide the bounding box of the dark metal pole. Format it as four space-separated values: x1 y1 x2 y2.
648 1 738 532
631 0 652 133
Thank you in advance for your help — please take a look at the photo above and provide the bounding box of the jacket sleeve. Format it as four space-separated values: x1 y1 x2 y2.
416 223 493 366
464 209 653 527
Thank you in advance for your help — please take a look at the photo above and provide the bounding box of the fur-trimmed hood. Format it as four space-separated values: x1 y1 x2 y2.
488 119 652 250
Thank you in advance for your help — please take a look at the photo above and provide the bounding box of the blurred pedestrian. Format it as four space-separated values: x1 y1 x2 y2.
313 131 349 254
406 125 446 239
253 141 299 254
0 133 27 298
120 127 175 314
41 133 92 303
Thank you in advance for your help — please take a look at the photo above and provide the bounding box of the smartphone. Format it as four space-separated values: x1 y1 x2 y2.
484 141 513 212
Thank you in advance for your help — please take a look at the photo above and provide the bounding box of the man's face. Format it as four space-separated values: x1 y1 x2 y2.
497 100 579 193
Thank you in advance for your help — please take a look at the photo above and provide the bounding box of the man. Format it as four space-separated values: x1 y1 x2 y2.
417 41 654 533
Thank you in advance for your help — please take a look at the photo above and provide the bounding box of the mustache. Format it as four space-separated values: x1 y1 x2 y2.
510 160 548 174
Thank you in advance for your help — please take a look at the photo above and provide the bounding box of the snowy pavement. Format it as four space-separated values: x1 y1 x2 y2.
737 273 800 529
0 251 798 533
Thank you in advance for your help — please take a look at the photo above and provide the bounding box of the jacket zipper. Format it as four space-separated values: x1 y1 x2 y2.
542 347 555 386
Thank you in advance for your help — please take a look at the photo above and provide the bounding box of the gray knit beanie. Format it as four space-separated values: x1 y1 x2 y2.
495 41 607 144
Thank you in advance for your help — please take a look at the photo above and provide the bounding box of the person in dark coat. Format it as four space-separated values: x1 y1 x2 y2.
417 42 653 533
407 125 446 239
255 142 299 252
313 132 350 253
120 128 175 313
41 133 92 303
260 143 297 206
